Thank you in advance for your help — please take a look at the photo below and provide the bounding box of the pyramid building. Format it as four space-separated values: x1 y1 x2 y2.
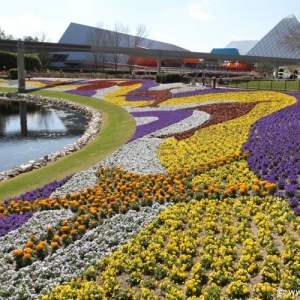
246 14 300 59
225 40 259 55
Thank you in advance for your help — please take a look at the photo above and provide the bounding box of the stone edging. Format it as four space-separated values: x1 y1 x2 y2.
0 92 102 182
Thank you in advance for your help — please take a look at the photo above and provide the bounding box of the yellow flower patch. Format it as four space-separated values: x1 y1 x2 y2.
103 83 153 106
158 91 296 170
45 194 300 299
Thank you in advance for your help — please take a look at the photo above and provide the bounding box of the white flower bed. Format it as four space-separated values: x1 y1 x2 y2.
93 85 120 100
151 110 209 137
0 210 74 254
0 204 171 299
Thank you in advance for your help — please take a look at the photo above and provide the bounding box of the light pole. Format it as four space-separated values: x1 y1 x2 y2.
224 60 230 71
235 61 239 72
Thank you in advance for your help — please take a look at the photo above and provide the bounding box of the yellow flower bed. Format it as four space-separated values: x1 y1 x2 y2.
103 83 153 107
192 158 258 188
158 91 296 170
44 194 300 299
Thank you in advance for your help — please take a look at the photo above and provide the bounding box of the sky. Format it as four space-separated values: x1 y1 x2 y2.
0 0 300 53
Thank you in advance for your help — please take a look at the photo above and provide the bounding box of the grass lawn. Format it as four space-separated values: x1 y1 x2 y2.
0 87 136 201
223 79 300 91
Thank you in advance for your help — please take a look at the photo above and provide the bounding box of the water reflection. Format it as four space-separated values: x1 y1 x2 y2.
0 99 87 172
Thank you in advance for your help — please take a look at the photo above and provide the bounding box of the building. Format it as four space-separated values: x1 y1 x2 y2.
246 14 300 59
50 14 300 71
206 14 300 72
224 41 258 55
50 22 191 70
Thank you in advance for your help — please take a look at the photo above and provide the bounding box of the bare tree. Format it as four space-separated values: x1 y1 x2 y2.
123 24 152 73
106 22 126 72
37 33 52 69
86 23 108 72
85 23 151 73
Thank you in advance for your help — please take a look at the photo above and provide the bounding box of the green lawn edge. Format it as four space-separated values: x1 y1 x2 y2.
0 88 136 201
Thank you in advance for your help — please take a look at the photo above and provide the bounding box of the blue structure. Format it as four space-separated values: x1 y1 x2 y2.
210 48 240 55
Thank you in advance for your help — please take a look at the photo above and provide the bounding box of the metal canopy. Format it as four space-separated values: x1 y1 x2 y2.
0 39 299 92
0 40 299 65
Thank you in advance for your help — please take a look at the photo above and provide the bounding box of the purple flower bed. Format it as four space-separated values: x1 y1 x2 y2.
0 212 33 237
4 175 73 205
32 79 54 84
171 87 240 98
242 92 300 212
1 175 73 236
128 109 193 142
126 79 159 101
67 89 97 97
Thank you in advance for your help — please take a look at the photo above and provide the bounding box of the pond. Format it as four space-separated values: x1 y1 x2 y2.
0 98 87 172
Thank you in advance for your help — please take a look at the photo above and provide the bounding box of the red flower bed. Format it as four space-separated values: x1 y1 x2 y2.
129 89 173 106
77 80 142 91
156 101 260 140
77 80 117 90
117 80 142 86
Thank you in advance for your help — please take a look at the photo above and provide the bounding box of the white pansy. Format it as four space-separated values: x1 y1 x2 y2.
152 110 210 137
0 203 171 299
135 116 159 126
0 210 74 254
93 85 120 99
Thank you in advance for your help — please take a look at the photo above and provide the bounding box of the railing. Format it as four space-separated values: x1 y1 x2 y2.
217 78 300 92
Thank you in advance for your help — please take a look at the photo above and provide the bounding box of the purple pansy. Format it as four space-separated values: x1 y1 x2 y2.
242 92 300 213
67 89 97 97
126 79 160 101
0 212 33 237
1 175 73 237
128 109 193 142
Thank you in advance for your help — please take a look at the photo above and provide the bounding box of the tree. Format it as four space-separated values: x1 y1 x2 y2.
0 27 5 40
23 35 39 42
106 23 126 72
123 24 152 73
254 61 274 77
23 33 51 69
86 23 108 72
0 27 14 40
85 23 151 73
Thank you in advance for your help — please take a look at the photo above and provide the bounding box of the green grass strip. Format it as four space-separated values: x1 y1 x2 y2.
225 80 300 91
0 88 136 201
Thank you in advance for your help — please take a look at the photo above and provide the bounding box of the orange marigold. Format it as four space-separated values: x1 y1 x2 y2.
24 253 31 259
26 241 34 248
13 249 23 257
35 243 45 251
51 242 59 248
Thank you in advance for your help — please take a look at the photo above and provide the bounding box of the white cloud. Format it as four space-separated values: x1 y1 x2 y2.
1 13 45 39
152 31 177 43
187 1 213 20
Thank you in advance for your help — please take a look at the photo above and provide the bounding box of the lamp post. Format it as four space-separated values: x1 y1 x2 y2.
235 61 239 72
224 60 229 71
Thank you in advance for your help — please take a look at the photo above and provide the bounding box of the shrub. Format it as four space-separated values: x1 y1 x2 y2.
9 68 18 79
156 73 181 83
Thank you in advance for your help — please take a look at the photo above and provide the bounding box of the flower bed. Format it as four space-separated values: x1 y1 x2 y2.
0 80 300 299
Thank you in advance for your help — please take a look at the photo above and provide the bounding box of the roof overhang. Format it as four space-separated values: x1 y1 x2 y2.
0 40 299 66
